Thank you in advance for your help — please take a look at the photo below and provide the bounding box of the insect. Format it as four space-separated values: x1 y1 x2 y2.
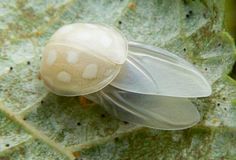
40 23 212 130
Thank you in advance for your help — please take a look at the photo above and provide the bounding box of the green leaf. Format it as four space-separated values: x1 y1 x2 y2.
0 0 236 159
225 0 236 40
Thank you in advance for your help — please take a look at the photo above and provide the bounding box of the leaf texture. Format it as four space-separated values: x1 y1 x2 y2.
0 0 236 160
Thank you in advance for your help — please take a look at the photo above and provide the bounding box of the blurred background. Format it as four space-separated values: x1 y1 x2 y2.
225 0 236 42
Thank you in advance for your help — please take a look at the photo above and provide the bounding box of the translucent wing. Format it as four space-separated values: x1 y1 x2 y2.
111 41 212 97
86 85 200 130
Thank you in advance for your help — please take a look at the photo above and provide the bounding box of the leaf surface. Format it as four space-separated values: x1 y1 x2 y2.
0 0 236 159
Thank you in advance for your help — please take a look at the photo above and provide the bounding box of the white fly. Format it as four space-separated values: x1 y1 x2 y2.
40 23 212 130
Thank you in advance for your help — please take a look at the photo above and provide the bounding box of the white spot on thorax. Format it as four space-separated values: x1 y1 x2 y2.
67 50 80 64
77 31 91 41
100 33 113 48
57 71 71 82
82 64 98 79
47 50 57 65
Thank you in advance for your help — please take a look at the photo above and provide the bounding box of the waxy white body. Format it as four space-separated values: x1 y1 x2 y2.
40 23 127 96
40 23 212 130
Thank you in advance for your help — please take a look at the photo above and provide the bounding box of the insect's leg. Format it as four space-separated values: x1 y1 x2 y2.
79 96 95 108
